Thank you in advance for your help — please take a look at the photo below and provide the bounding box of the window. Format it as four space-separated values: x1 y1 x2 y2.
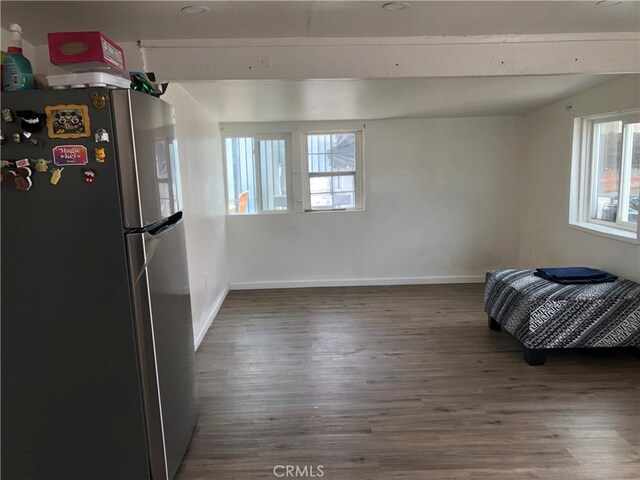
572 111 639 239
303 131 363 211
224 135 291 214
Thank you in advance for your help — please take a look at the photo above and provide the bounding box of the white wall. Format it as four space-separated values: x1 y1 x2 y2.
162 84 228 348
223 117 524 288
520 75 640 282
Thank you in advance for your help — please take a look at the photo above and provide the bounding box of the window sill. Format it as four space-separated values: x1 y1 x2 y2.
304 208 365 213
227 210 291 217
568 221 639 245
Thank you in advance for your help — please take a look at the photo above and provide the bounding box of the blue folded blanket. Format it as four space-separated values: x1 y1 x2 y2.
534 267 618 284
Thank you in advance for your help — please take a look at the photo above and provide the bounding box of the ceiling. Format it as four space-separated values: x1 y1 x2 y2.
181 74 621 122
1 2 633 123
1 1 639 45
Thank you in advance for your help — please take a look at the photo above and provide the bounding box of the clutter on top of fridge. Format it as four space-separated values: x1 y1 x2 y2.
46 71 131 90
45 31 130 89
130 71 168 97
3 24 35 91
2 25 170 95
48 31 126 74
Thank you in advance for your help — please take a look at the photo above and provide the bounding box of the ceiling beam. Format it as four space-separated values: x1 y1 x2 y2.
140 34 640 81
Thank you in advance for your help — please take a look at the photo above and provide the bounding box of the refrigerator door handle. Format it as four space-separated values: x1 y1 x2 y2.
125 211 183 236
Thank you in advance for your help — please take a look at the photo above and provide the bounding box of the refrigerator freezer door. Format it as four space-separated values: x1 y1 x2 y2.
126 218 197 480
112 89 183 228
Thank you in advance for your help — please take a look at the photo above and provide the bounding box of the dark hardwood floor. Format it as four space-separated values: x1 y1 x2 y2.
175 284 639 480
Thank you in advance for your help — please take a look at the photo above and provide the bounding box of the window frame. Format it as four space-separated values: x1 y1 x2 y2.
222 133 293 215
302 130 364 212
570 109 640 242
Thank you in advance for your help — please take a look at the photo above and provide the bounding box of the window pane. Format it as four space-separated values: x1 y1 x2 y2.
310 193 333 208
310 176 332 194
308 154 330 173
622 123 639 224
309 174 355 209
259 139 287 211
307 133 356 172
332 174 355 208
332 175 354 192
225 137 256 214
593 121 622 222
333 192 355 208
308 134 330 154
330 134 356 172
331 133 355 152
331 154 355 172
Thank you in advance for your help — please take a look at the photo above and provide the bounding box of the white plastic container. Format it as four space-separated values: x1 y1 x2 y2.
46 71 130 89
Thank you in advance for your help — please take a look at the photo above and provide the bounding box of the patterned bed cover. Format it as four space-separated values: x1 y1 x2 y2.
484 269 640 349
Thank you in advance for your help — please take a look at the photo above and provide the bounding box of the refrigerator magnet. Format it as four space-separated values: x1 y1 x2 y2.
28 137 45 147
12 133 21 143
95 128 109 143
31 158 52 173
1 160 15 168
49 167 64 186
95 147 106 163
0 131 5 145
82 168 96 184
2 108 14 122
15 159 30 168
45 105 91 139
53 145 88 166
91 93 108 110
5 167 33 191
16 110 46 134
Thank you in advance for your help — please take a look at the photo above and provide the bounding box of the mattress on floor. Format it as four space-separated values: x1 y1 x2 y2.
484 269 640 349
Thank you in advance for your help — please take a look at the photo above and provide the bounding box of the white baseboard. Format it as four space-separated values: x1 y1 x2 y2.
193 284 229 351
229 275 485 290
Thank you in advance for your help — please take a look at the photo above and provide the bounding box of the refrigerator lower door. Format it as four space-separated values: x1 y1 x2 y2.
126 219 197 480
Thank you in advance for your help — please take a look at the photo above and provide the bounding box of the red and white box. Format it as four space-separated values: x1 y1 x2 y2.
48 32 126 73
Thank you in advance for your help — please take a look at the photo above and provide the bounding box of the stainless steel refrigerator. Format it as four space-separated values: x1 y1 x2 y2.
1 89 197 480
